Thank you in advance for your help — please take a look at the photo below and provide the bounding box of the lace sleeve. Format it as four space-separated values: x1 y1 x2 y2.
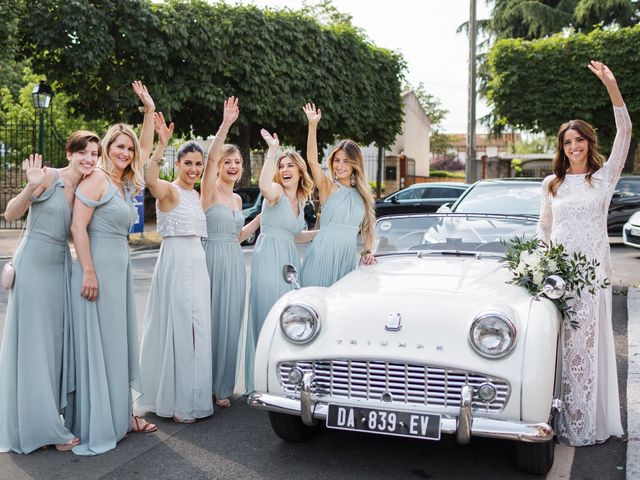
536 177 553 243
601 104 632 188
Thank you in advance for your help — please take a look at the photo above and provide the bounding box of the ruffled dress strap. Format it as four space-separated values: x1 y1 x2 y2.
29 171 64 203
75 184 118 208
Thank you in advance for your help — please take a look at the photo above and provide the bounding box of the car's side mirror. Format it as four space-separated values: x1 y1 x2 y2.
613 190 621 198
391 196 399 204
283 264 301 289
437 203 452 213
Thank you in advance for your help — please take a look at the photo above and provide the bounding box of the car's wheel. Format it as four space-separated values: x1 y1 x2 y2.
268 411 319 442
243 228 259 246
515 439 555 475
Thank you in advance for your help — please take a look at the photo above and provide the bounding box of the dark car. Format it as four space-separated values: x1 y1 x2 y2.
441 176 640 235
609 176 640 234
375 182 469 217
236 187 317 245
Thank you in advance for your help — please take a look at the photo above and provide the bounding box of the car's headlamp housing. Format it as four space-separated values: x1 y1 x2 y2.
469 312 516 358
280 302 320 344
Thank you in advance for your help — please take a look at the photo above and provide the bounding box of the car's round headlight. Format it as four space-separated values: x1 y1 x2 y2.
469 312 516 358
280 303 320 344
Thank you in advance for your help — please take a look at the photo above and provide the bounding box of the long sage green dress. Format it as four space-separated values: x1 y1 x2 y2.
68 183 141 456
203 204 245 401
301 182 365 287
137 184 213 421
0 174 76 454
245 195 304 393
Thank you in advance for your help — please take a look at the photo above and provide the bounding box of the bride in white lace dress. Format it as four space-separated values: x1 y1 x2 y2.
536 61 632 446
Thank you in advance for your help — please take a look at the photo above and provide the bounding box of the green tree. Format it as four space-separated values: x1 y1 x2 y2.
16 0 406 185
486 24 640 170
489 0 638 40
0 66 108 166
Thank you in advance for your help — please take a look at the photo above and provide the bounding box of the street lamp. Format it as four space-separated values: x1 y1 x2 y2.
31 80 54 155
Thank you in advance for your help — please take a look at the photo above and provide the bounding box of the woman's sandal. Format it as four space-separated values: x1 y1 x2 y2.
131 415 158 433
55 437 80 451
215 398 231 408
172 416 196 424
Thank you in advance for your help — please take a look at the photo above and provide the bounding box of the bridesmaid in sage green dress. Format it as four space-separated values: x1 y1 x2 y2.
0 132 100 454
200 97 260 407
244 129 316 394
300 103 377 287
137 114 213 423
68 82 157 456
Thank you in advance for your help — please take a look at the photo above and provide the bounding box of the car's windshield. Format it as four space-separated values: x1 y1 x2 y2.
454 182 541 216
374 214 538 255
235 189 261 209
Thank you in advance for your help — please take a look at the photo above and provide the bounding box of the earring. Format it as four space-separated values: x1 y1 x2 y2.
350 173 356 187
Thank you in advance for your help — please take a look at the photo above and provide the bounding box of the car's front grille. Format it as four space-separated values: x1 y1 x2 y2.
278 360 510 412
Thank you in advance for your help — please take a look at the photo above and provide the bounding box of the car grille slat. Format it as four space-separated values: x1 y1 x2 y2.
278 359 510 412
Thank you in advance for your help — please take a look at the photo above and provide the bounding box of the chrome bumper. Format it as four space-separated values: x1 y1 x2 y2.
248 384 554 444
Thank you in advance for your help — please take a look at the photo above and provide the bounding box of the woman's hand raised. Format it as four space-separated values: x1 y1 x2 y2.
25 154 48 188
132 80 155 112
154 112 174 146
260 129 280 150
302 103 322 126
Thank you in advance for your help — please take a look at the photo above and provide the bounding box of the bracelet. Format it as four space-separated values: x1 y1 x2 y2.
138 105 155 113
154 156 166 166
360 249 371 257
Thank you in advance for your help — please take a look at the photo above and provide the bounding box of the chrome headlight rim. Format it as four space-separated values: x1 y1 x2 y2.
279 302 321 344
468 311 517 359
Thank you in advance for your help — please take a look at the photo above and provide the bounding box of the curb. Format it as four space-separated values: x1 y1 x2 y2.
627 287 640 478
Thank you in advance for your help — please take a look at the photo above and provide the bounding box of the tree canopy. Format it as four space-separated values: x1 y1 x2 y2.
13 0 405 184
487 24 640 165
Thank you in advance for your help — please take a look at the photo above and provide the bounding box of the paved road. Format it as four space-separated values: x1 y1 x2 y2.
0 244 635 479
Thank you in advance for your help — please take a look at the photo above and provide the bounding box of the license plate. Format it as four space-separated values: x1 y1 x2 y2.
631 227 640 236
326 404 441 441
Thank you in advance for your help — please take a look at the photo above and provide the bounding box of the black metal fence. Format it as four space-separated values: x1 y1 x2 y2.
0 111 66 228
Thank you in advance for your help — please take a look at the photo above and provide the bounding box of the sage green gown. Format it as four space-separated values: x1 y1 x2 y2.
203 204 245 400
67 183 141 456
301 182 365 287
245 195 303 393
0 175 76 453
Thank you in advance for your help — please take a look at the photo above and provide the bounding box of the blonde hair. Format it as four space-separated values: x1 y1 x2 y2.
217 144 243 177
328 140 375 242
99 123 144 194
272 151 314 201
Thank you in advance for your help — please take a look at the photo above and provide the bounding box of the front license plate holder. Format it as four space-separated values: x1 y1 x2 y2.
326 404 441 441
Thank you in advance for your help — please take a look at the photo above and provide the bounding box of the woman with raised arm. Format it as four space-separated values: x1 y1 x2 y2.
301 104 376 287
137 113 213 423
244 130 315 393
536 61 631 446
0 131 100 454
68 82 157 456
201 97 260 408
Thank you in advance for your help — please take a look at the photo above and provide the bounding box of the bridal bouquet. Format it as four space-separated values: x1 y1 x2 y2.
501 236 609 329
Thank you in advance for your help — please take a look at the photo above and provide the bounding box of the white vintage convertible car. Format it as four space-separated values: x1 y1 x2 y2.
247 213 565 475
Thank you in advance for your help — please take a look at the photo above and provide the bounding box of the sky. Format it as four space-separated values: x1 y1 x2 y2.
234 0 492 133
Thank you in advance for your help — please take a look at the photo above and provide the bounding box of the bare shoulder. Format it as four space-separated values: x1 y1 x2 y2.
77 169 109 198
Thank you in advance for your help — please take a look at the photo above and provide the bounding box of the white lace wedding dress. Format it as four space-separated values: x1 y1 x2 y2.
536 105 632 446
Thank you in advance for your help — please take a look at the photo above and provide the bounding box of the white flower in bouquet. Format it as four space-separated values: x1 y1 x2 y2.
532 269 544 286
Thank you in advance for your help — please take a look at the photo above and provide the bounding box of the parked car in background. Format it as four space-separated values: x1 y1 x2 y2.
236 187 317 245
375 182 469 217
248 213 561 475
440 176 640 235
623 210 640 249
609 176 640 234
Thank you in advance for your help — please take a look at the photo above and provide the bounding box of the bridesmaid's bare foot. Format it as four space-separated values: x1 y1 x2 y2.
215 398 231 408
